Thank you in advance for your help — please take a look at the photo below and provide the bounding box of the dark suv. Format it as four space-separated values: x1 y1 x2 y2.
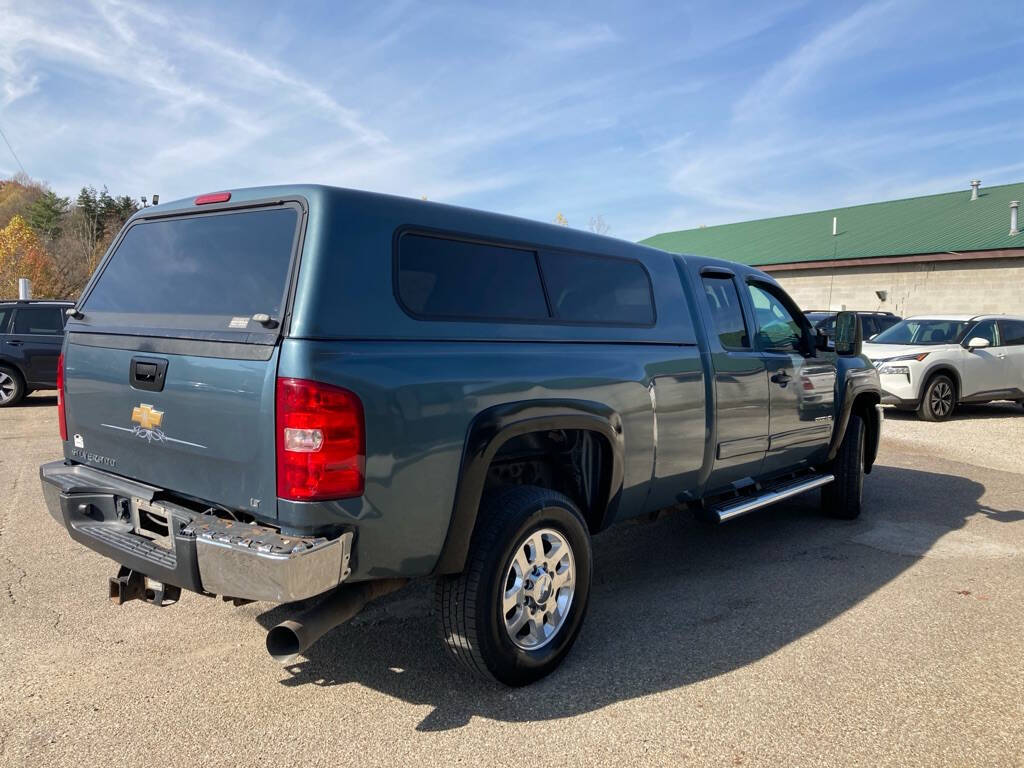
0 300 73 406
805 310 901 343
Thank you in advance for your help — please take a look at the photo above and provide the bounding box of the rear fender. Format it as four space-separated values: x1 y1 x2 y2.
433 399 625 575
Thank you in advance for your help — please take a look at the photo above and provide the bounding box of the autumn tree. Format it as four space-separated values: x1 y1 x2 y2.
0 173 46 228
0 215 58 298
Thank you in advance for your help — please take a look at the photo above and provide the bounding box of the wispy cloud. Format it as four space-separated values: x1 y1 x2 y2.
0 0 1021 242
733 0 912 121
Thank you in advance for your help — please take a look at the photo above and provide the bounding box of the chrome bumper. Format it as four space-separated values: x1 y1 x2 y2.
185 516 351 603
39 460 351 603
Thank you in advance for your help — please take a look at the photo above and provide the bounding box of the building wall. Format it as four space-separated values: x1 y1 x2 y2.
771 256 1024 317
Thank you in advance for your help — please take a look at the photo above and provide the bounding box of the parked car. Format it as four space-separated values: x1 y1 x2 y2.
804 310 902 343
863 314 1024 420
0 299 74 406
40 185 883 685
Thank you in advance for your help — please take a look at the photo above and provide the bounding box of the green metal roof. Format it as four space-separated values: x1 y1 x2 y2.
641 181 1024 266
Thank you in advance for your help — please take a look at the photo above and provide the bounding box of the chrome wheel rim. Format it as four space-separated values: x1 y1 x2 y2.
0 372 15 404
501 527 575 650
930 381 953 417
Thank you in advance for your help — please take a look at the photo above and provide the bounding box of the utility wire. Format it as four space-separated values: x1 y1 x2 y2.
0 123 27 176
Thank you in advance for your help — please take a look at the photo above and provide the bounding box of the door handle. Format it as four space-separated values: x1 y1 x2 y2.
5 340 23 347
770 371 792 386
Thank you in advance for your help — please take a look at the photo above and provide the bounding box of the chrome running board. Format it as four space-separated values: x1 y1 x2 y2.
709 473 835 523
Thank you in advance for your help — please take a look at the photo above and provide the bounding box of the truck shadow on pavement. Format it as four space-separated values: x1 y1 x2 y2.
258 465 1023 731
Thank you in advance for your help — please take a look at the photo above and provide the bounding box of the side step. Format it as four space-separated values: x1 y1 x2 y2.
708 473 835 523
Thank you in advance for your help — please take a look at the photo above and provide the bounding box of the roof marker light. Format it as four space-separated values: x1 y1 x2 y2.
195 191 231 205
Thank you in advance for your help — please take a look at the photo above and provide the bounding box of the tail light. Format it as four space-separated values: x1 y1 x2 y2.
194 191 231 205
276 378 365 501
57 352 67 441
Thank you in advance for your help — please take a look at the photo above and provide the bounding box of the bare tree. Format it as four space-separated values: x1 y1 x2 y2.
587 215 610 236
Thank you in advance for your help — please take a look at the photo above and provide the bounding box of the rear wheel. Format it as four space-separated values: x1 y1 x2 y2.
917 374 956 421
0 366 25 407
436 485 592 686
822 411 865 520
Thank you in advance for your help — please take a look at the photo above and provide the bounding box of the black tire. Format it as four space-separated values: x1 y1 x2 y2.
822 411 865 520
0 365 26 407
917 374 956 421
436 485 593 686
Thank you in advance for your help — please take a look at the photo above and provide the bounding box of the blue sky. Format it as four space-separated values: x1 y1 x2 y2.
1 0 1022 241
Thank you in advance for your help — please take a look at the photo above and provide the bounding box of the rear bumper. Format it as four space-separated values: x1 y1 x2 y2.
39 461 351 603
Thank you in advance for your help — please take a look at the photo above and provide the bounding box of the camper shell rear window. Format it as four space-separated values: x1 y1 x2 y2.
79 205 301 342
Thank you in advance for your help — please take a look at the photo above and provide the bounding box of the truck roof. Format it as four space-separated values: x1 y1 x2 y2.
146 184 774 280
0 299 74 307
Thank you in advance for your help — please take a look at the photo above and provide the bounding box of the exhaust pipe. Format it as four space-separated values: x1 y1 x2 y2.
266 578 408 663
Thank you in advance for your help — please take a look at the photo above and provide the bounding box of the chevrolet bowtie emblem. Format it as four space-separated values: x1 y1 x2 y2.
131 403 164 430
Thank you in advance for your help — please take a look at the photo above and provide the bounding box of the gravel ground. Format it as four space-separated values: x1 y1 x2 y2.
1 394 1023 767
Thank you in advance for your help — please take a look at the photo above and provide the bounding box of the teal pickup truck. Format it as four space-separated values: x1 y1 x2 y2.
40 185 882 686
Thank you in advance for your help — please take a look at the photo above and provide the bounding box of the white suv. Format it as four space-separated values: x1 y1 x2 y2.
862 315 1024 421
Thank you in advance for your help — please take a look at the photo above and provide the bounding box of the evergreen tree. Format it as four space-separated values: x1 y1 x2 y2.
26 190 70 239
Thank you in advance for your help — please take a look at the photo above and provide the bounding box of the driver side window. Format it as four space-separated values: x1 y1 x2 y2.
968 319 999 347
747 283 803 352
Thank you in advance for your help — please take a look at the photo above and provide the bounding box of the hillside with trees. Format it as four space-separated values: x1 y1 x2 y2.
0 174 139 300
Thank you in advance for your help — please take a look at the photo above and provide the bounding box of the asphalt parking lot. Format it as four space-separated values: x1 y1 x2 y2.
2 396 1023 767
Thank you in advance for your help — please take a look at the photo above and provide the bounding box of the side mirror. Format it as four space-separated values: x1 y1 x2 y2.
814 329 830 351
834 311 862 356
966 336 990 351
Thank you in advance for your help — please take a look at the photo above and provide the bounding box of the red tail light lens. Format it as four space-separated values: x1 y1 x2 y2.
194 191 231 205
57 352 67 441
276 378 365 501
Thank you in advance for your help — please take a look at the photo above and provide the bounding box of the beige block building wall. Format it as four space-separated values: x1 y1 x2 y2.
771 256 1024 317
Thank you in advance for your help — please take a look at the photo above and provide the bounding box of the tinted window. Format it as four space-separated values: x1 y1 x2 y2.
701 275 749 349
398 234 548 320
817 315 837 333
13 307 63 335
967 319 999 346
872 319 970 345
999 319 1024 346
748 283 802 351
82 208 298 335
540 252 653 325
805 312 834 327
0 309 8 333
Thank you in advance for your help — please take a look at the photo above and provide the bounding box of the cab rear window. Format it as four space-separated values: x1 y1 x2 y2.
81 207 299 339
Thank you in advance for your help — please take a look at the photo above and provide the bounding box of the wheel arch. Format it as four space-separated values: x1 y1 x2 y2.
827 367 882 470
432 399 625 575
920 364 961 402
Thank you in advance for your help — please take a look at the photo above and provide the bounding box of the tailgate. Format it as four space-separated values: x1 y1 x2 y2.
61 200 305 515
63 339 279 513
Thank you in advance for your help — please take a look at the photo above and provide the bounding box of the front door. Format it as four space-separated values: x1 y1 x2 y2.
745 282 836 477
959 319 1009 398
699 272 770 493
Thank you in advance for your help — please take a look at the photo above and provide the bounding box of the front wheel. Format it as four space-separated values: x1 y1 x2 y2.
822 411 865 520
917 374 956 421
436 486 593 686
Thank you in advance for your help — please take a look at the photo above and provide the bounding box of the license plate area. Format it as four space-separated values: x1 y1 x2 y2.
130 498 178 551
